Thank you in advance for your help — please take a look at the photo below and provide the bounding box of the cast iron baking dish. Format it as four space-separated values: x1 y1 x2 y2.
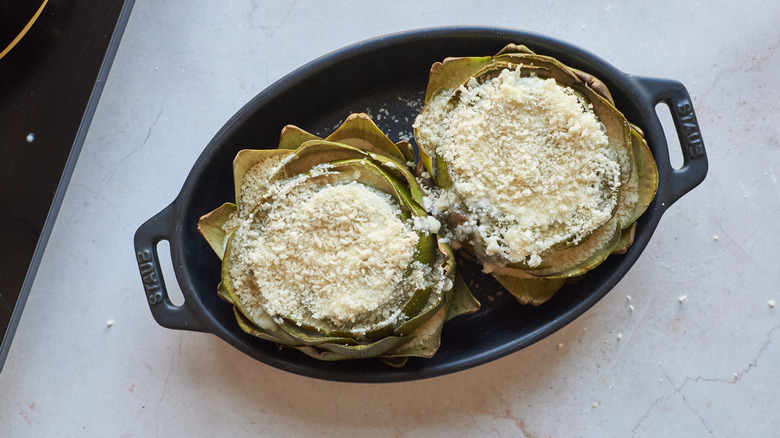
134 27 707 382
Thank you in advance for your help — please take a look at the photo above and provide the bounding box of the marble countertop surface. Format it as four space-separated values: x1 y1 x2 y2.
2 1 778 436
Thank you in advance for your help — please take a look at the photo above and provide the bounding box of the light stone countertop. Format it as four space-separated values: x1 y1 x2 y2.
2 1 778 436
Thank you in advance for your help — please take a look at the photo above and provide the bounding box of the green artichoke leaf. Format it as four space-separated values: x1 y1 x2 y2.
197 202 237 260
492 274 567 306
303 335 411 360
424 55 494 103
395 140 415 164
397 235 439 323
271 140 368 180
416 146 435 182
571 68 616 105
613 128 659 229
612 223 636 255
628 128 659 223
436 239 480 321
291 345 352 362
445 271 481 321
383 305 448 359
276 319 366 345
217 282 233 304
233 307 297 344
433 154 454 189
277 124 322 150
361 151 425 207
494 43 537 57
526 216 622 279
325 113 408 164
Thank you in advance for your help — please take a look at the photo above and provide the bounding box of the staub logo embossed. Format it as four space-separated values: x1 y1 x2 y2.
137 250 163 305
675 101 704 159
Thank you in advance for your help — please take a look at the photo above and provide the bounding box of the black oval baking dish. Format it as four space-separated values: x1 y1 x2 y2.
134 27 707 383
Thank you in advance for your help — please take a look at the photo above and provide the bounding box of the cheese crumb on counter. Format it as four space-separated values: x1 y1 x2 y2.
678 295 688 304
769 300 776 308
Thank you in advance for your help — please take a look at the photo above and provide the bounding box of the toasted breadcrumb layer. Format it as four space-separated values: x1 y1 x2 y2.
415 70 621 267
228 172 432 331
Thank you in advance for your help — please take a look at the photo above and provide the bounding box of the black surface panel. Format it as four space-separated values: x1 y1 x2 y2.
0 0 134 372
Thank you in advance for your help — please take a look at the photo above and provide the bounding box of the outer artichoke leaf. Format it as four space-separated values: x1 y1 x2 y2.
528 217 622 279
572 68 615 104
395 299 444 336
492 274 567 306
272 140 367 180
278 124 321 150
379 356 408 367
399 285 433 325
437 238 457 279
365 152 426 207
197 202 237 260
233 149 292 208
292 342 409 362
395 140 415 164
314 335 411 359
495 43 537 56
276 319 358 346
217 282 233 304
434 154 453 189
614 138 640 229
233 307 293 344
416 145 435 181
293 345 353 362
612 223 636 255
424 55 493 102
384 305 447 359
413 231 438 266
282 309 400 343
444 271 481 321
325 113 407 164
628 128 659 222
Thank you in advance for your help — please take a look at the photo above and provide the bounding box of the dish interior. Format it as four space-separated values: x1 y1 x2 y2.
167 29 669 382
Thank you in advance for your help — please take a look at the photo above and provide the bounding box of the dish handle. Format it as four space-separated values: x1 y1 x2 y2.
633 76 708 206
134 203 206 332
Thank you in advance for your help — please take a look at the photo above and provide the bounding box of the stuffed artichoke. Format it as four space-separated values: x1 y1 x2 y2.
413 44 659 305
198 113 479 366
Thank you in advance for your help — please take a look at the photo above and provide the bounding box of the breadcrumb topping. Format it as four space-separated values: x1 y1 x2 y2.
415 70 621 267
227 174 433 332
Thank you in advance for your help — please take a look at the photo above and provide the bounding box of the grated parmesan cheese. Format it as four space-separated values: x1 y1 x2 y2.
227 174 439 333
415 69 621 267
